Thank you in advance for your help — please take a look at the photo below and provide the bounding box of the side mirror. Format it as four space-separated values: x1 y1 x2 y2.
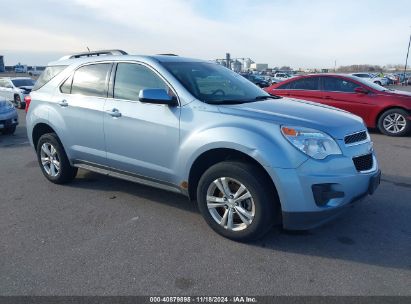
355 87 369 94
139 89 177 106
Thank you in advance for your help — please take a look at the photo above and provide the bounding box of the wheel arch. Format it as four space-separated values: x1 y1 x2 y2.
187 148 282 222
32 123 58 150
376 106 411 127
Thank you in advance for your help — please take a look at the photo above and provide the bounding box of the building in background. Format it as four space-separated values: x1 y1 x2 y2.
231 60 242 72
250 63 268 72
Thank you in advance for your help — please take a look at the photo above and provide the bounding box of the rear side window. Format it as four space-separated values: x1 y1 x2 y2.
114 63 168 101
277 82 292 89
33 65 67 91
71 63 111 97
323 77 359 93
291 77 320 90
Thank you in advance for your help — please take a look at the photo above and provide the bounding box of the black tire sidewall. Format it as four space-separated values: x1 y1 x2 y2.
197 161 276 241
1 125 16 135
378 109 410 137
36 133 77 184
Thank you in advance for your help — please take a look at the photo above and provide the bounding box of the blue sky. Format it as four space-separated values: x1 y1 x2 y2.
0 0 410 68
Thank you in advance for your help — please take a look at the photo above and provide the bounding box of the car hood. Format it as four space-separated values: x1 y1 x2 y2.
218 98 365 140
384 89 411 98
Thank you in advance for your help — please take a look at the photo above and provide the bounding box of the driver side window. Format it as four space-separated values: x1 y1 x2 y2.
114 63 169 101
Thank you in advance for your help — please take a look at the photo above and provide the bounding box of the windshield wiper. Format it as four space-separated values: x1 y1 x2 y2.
254 95 282 100
206 95 282 105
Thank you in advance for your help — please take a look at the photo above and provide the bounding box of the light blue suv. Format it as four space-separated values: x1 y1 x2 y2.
26 50 381 241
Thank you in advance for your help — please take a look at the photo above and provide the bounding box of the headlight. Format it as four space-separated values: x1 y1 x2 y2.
281 126 342 160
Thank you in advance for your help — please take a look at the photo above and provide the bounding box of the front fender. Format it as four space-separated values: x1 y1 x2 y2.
177 125 308 182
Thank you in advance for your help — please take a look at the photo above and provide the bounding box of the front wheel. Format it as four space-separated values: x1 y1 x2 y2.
36 133 77 184
197 161 278 241
378 109 410 136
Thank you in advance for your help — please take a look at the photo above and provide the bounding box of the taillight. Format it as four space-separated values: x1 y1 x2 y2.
24 95 31 113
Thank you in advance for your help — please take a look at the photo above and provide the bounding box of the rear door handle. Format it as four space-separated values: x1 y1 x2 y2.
59 99 69 107
106 108 122 118
324 96 332 99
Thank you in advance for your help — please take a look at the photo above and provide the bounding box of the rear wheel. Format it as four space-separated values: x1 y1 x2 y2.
197 161 278 241
374 81 382 86
378 109 410 136
36 133 77 184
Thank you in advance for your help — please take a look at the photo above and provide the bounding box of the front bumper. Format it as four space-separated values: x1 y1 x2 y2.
0 110 19 130
265 140 380 230
282 169 381 230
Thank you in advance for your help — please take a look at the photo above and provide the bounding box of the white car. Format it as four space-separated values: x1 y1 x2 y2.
350 73 388 86
0 77 35 109
273 73 293 81
28 67 44 76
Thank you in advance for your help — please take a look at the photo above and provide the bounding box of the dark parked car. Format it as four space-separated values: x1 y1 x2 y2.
240 73 270 88
265 74 411 136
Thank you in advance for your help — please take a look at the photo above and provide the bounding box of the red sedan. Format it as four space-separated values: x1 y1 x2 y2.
265 74 411 136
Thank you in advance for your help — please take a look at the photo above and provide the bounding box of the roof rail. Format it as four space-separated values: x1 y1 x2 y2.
59 49 128 60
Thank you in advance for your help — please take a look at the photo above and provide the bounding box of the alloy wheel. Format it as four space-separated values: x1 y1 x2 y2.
383 113 407 134
206 177 255 231
40 143 61 177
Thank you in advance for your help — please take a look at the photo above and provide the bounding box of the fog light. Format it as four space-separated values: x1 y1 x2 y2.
312 184 344 207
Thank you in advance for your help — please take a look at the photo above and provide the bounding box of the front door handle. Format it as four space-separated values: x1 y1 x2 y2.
59 99 69 107
106 108 122 118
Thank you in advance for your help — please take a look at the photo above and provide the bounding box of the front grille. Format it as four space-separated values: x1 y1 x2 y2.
353 153 373 172
345 131 368 145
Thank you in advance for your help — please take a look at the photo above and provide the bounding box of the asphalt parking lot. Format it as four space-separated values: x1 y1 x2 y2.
1 95 411 295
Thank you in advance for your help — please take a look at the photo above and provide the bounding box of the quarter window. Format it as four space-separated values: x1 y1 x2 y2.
323 77 359 93
290 77 320 90
114 63 168 101
71 63 111 97
60 76 73 94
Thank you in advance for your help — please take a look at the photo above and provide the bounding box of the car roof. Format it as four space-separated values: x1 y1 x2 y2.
292 73 359 79
48 54 208 67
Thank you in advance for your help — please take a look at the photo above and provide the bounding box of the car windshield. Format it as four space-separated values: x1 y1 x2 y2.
161 61 271 104
11 79 35 87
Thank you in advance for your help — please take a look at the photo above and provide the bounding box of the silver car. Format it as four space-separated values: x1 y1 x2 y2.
0 96 18 135
0 77 35 109
26 50 381 241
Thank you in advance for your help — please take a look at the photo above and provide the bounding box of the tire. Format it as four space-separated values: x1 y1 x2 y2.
14 95 22 109
36 133 77 184
1 125 16 135
196 161 278 241
374 81 382 86
378 109 410 137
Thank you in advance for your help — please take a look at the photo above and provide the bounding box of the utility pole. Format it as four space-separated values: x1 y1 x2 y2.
403 29 411 86
334 60 337 72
